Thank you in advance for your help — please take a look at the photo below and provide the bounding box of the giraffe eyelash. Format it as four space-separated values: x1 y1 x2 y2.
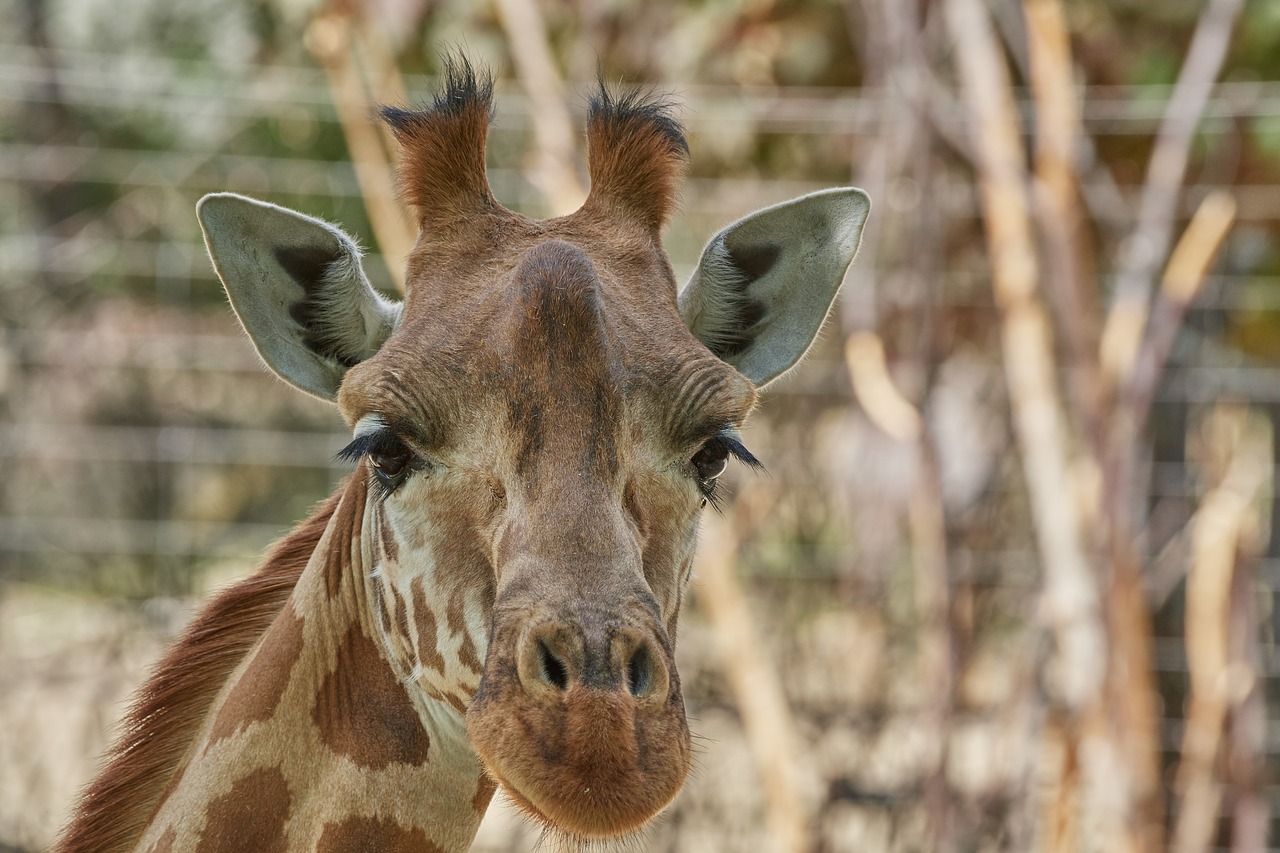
693 429 764 514
335 427 402 464
710 432 763 471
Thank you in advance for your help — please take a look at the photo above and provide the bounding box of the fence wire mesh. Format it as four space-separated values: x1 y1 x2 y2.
1 14 1278 853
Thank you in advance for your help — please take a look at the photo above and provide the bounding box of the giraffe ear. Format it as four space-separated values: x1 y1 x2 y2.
679 188 870 388
197 193 402 402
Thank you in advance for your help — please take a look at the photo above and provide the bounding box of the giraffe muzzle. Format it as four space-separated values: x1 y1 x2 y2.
466 607 692 838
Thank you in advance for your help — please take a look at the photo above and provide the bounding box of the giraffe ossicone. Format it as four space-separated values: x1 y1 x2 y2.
58 58 869 852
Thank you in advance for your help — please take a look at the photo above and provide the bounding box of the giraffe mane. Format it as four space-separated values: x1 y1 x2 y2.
55 488 344 853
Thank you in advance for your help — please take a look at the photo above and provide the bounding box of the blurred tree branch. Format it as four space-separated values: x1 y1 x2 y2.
1025 0 1103 451
695 508 810 853
492 0 585 215
1174 405 1269 853
843 4 965 847
943 2 1247 850
306 6 416 292
1106 0 1245 348
943 0 1103 717
1126 192 1237 433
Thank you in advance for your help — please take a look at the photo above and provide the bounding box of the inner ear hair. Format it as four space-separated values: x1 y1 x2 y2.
197 192 402 402
685 239 769 361
279 247 390 368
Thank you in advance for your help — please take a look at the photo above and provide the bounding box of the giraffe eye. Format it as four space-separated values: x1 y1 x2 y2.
370 444 413 479
691 442 729 484
688 431 763 509
337 426 424 497
367 437 421 495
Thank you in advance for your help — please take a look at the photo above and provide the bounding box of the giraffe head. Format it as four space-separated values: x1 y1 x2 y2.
196 60 868 840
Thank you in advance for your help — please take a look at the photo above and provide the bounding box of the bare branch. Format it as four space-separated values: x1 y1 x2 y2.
492 0 585 216
1126 191 1237 432
305 10 415 292
1172 405 1268 853
845 332 922 442
1226 547 1268 853
1093 184 1235 853
843 0 974 331
943 0 1103 714
909 433 956 853
694 513 811 853
1108 0 1245 316
1025 0 1103 447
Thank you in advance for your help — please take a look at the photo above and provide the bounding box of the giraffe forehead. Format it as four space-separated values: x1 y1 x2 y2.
343 283 751 462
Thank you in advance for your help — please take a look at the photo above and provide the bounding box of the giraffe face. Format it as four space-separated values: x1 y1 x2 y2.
191 59 868 845
336 228 756 837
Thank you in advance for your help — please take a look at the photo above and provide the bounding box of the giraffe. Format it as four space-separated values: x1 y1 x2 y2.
57 59 870 852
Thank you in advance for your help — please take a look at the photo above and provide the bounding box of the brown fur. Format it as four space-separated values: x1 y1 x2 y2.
55 490 342 853
582 88 689 232
447 594 483 677
472 774 497 815
381 57 500 229
205 607 306 748
324 482 364 598
385 57 688 239
310 624 432 769
194 766 292 853
411 579 449 675
315 815 443 853
378 509 399 562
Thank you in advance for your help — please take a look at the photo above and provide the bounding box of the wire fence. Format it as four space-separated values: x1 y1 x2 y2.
1 32 1277 853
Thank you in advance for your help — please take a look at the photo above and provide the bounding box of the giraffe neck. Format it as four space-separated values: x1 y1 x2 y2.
134 477 495 853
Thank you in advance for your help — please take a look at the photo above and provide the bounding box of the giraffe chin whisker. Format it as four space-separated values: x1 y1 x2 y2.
530 817 652 853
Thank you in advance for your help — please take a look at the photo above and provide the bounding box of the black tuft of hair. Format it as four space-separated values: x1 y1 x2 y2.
588 84 689 158
380 53 495 133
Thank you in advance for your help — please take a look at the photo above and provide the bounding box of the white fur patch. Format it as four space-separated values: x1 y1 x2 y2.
352 413 390 437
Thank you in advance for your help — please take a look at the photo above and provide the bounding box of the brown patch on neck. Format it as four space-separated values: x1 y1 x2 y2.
311 624 432 768
204 606 306 749
55 488 344 853
317 815 443 853
194 766 291 853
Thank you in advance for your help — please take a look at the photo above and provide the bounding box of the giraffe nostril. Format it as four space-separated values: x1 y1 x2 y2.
517 620 669 700
538 640 569 691
626 645 652 697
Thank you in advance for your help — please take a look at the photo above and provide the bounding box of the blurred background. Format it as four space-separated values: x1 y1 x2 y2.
1 0 1277 850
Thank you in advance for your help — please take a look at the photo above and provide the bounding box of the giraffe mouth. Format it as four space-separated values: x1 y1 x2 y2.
468 683 692 837
465 616 692 837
